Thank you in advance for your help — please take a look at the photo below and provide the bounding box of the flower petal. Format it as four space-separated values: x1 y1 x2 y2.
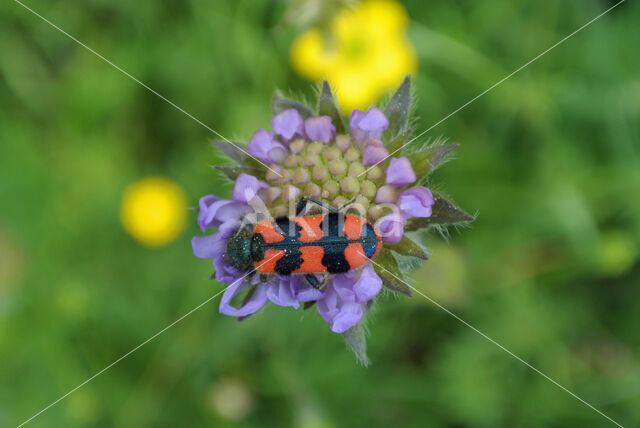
272 109 304 141
219 281 269 317
192 220 239 260
232 173 268 204
304 116 335 143
290 276 325 302
199 199 249 231
397 186 434 218
375 212 406 244
333 273 357 301
247 129 287 163
191 234 217 259
316 279 366 333
349 107 389 145
213 254 243 284
362 141 389 166
385 157 416 188
330 302 363 333
316 284 339 325
197 195 220 231
352 264 383 303
267 277 300 309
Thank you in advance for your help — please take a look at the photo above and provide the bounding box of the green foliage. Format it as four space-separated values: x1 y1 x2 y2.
384 74 412 141
386 236 429 260
405 193 475 231
373 249 414 296
317 81 346 133
1 0 639 427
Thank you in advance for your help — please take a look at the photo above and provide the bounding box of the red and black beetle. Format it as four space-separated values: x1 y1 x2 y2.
226 198 382 288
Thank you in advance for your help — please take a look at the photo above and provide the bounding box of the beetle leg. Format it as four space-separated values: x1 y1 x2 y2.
338 194 360 212
296 197 338 216
305 273 323 289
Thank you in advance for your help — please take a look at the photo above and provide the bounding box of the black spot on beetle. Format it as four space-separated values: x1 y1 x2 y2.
273 217 304 275
320 214 350 273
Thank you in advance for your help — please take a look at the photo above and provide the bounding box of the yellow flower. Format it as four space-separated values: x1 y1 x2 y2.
120 176 187 247
290 0 417 112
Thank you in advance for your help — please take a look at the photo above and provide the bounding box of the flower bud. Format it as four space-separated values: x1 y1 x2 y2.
299 152 317 167
307 141 324 153
312 164 328 181
272 205 287 217
322 180 339 198
265 187 281 204
345 147 360 162
375 212 405 244
367 166 383 181
348 162 365 177
362 141 389 166
328 159 347 175
283 154 298 168
265 165 282 182
276 169 292 184
332 196 348 209
367 204 392 221
361 180 377 198
281 184 300 202
288 138 305 154
324 146 341 161
375 185 397 204
341 177 360 195
304 182 321 197
335 135 351 152
293 167 310 184
354 195 370 211
269 147 287 164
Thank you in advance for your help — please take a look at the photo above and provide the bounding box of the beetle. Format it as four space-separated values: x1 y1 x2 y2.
225 197 382 289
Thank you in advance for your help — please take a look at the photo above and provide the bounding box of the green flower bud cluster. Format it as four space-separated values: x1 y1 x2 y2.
265 136 386 219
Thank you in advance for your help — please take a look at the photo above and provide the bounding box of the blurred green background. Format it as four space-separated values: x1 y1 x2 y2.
1 0 639 426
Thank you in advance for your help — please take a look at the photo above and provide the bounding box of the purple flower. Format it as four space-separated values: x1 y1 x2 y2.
316 264 382 333
397 186 434 218
193 174 267 285
219 275 303 317
192 220 243 283
219 278 269 317
337 264 382 303
291 276 325 302
266 276 300 309
197 195 250 232
272 109 304 141
362 140 390 166
304 116 335 143
375 212 406 244
189 79 474 359
247 129 287 163
231 173 268 205
349 107 389 146
385 157 416 188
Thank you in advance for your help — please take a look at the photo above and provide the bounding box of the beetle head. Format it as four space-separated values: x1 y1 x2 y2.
226 229 253 270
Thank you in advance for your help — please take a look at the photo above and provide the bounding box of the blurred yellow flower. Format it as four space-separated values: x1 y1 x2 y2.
290 0 416 112
120 176 187 247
